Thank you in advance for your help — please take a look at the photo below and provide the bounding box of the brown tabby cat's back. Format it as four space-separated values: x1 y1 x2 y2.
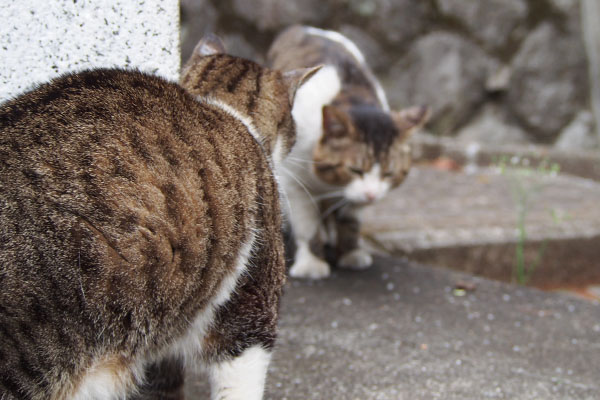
0 37 316 399
1 68 260 398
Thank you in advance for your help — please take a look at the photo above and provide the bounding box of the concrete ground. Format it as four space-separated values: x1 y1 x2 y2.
186 257 599 399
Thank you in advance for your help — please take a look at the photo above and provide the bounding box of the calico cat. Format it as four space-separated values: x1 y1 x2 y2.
268 25 429 279
0 35 317 400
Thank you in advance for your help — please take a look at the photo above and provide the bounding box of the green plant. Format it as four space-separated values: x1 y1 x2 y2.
495 156 561 285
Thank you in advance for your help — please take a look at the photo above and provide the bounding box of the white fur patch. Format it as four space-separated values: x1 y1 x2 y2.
344 163 391 204
277 64 342 200
289 240 331 279
198 96 264 151
291 64 341 149
271 134 286 165
275 65 341 224
208 345 272 400
69 355 145 400
305 26 367 65
303 26 390 111
338 248 373 270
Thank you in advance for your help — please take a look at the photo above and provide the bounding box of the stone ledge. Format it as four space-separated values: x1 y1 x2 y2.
412 133 600 182
361 163 600 289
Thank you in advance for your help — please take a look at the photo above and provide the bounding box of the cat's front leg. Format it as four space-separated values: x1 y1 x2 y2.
290 239 331 279
335 207 373 270
285 183 331 279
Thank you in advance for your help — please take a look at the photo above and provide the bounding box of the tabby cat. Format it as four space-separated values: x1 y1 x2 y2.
0 35 317 400
268 25 429 279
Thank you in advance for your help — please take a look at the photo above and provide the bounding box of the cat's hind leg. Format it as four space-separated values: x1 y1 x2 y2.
202 236 284 400
127 356 185 400
203 274 277 400
338 248 373 270
335 208 373 270
203 301 276 400
208 345 271 400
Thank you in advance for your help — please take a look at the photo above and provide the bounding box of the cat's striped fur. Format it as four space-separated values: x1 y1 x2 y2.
0 36 317 400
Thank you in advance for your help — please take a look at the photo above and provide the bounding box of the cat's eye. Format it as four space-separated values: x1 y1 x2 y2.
383 171 394 178
349 167 364 176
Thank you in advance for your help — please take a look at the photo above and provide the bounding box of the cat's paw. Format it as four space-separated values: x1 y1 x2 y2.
338 249 373 270
289 254 331 279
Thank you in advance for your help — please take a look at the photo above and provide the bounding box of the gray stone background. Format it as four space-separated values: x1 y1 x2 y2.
180 0 598 152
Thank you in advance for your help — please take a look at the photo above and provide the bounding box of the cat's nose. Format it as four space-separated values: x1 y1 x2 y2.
365 192 377 202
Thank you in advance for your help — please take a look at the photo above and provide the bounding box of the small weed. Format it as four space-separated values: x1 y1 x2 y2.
495 156 561 285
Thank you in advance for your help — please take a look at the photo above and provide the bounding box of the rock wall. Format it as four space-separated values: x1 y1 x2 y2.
181 0 597 150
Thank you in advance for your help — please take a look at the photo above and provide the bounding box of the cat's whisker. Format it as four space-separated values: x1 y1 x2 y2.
286 156 317 165
77 249 87 306
321 198 349 219
279 166 319 212
284 167 311 187
287 156 331 166
314 190 345 201
276 174 294 217
283 159 310 170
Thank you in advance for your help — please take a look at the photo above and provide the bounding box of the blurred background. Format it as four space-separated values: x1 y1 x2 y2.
180 0 598 152
180 0 600 295
178 8 600 396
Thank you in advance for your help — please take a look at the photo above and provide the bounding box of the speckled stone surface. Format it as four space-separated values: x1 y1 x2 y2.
0 0 180 101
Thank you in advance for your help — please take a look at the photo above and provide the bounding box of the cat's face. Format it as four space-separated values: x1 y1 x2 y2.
313 105 428 205
180 35 320 167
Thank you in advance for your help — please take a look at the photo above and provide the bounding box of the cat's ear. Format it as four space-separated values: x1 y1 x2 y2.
392 105 431 138
322 105 352 139
283 65 323 105
193 33 226 57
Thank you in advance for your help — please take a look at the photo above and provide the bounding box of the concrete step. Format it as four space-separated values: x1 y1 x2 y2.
361 165 600 289
412 133 600 182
